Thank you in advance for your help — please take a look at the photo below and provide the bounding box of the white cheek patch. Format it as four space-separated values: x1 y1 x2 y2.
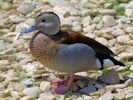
103 59 114 68
45 23 53 27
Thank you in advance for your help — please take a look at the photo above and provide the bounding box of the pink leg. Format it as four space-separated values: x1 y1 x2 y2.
53 73 75 94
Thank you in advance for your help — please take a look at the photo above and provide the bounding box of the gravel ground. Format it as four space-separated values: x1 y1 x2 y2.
0 0 133 99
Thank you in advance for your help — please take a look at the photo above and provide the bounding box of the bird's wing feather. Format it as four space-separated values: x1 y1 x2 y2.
60 31 113 55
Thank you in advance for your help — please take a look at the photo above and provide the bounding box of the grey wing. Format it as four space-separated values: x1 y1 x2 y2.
53 43 101 72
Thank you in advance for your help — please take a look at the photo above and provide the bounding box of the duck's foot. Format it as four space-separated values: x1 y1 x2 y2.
52 73 75 94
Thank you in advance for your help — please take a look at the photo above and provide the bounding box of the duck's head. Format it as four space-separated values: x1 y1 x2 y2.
21 12 60 35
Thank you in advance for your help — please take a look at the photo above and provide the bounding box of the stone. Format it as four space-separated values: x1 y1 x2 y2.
98 91 114 100
108 39 117 47
128 39 133 46
103 15 115 27
9 15 25 24
17 3 36 15
125 9 133 17
130 64 133 71
75 72 88 77
72 84 79 91
95 37 108 46
114 92 125 100
94 84 103 90
0 60 9 67
76 80 86 88
38 92 55 100
126 93 133 98
79 85 96 94
125 27 133 33
20 96 33 100
10 91 19 98
40 81 51 92
99 69 120 85
111 29 126 36
82 16 91 27
114 84 127 89
95 29 114 39
99 9 116 15
0 42 7 51
22 87 41 98
116 35 130 44
126 1 133 9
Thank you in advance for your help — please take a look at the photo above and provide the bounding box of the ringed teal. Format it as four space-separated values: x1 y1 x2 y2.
20 12 125 94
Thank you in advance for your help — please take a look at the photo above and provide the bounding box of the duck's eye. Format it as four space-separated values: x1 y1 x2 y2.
42 19 46 22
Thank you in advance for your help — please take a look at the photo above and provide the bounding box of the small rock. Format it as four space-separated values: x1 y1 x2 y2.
125 9 133 17
128 39 133 46
72 84 79 91
111 29 125 36
82 16 91 27
94 84 103 90
22 87 41 98
9 15 25 23
0 60 9 67
20 96 33 100
103 15 115 27
76 80 86 88
98 91 114 100
17 3 36 15
130 64 133 71
114 92 125 100
0 42 7 51
99 9 116 15
10 91 19 98
79 85 96 94
114 84 127 89
99 69 120 85
126 93 133 98
14 83 27 92
38 92 55 100
116 35 130 44
40 81 51 92
125 27 133 33
126 1 133 9
95 37 108 46
75 72 88 77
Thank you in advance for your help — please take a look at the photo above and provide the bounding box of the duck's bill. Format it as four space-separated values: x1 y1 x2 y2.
14 25 38 41
20 25 38 34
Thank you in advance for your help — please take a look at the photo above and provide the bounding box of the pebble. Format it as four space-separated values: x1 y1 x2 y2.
111 29 126 36
79 85 96 94
22 87 41 98
94 84 103 90
103 15 115 27
126 93 133 98
82 16 91 27
125 27 133 33
99 9 116 15
0 42 7 51
114 92 125 100
116 35 130 44
38 92 55 100
20 96 33 100
130 64 133 71
76 80 86 88
0 60 9 67
98 91 114 100
17 3 36 15
95 37 108 46
125 9 133 17
99 70 120 85
40 81 51 92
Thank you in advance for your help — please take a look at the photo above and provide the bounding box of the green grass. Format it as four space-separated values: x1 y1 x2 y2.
114 6 125 16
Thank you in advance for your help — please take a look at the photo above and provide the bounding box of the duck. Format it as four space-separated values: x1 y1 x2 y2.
20 11 125 94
